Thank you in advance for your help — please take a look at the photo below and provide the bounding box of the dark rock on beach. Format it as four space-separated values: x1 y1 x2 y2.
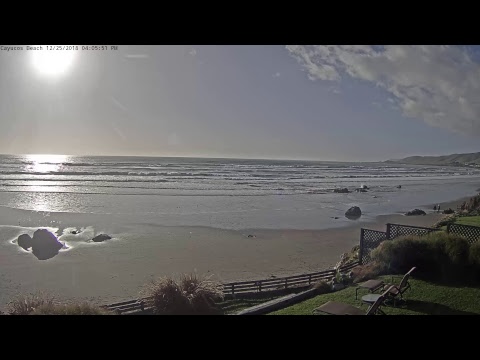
345 206 362 219
31 229 63 260
333 188 350 193
17 234 33 250
92 234 112 242
404 209 426 216
443 208 454 214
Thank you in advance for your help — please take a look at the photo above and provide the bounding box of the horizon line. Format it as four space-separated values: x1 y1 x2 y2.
0 152 387 163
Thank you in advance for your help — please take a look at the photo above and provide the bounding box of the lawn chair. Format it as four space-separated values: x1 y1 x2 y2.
313 286 395 315
382 267 416 306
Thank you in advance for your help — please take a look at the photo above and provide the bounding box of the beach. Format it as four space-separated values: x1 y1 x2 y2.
1 155 480 310
0 200 457 310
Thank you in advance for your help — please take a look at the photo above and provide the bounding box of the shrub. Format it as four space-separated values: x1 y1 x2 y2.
351 262 386 283
469 242 480 266
179 273 224 315
31 302 111 315
144 273 224 315
7 292 55 315
145 277 191 315
313 280 331 295
371 232 471 282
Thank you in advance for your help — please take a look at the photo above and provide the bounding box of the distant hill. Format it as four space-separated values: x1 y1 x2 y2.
386 152 480 167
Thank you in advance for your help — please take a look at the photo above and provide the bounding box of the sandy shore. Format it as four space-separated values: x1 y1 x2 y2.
0 202 455 311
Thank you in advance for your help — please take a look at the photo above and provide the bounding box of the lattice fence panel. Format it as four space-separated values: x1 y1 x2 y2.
360 229 387 265
447 223 480 244
387 223 439 240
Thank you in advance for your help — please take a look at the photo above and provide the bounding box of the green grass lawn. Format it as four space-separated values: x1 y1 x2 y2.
454 216 480 227
269 276 480 315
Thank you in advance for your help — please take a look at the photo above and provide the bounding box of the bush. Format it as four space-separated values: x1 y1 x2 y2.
7 292 55 315
31 302 111 315
469 242 480 266
179 273 224 315
371 232 471 282
144 273 224 315
351 262 386 283
313 280 331 294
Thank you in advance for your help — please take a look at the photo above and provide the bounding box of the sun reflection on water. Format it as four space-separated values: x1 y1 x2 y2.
22 155 70 212
25 154 69 173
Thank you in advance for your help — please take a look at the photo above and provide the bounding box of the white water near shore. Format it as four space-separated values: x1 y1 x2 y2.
1 155 479 309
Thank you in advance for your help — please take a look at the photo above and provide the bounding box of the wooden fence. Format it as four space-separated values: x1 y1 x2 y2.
102 261 359 314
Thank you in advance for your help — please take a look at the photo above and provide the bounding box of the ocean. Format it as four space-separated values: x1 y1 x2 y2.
0 154 479 230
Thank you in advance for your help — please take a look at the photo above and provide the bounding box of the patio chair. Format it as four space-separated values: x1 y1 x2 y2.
313 286 395 315
382 267 416 306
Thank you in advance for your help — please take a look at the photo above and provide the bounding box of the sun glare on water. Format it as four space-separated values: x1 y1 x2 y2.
30 46 76 77
26 154 68 173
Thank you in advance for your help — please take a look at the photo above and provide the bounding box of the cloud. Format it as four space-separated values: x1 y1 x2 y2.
286 45 480 136
273 72 281 78
189 48 197 56
372 101 382 108
332 89 341 94
124 54 149 59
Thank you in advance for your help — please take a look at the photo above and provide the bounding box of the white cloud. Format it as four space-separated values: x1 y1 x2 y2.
372 101 382 108
189 48 197 56
273 72 281 78
332 89 341 94
286 45 480 135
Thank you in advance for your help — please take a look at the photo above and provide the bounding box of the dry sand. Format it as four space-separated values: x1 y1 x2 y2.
0 196 467 310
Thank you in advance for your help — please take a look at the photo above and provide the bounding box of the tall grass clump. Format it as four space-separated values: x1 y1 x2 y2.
7 292 55 315
31 302 112 315
144 273 224 315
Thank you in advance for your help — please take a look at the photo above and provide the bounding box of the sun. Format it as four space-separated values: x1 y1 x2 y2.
31 46 76 77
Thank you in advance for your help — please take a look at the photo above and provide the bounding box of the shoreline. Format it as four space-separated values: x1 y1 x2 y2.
0 193 474 309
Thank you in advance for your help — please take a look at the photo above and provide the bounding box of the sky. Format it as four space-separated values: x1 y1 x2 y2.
1 45 480 161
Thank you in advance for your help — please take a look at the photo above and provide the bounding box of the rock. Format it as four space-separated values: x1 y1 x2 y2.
404 209 426 216
360 185 369 189
92 234 112 243
31 229 63 260
443 208 454 214
332 283 345 291
333 188 350 193
397 185 402 189
345 206 362 219
17 234 33 250
71 230 79 235
355 188 368 193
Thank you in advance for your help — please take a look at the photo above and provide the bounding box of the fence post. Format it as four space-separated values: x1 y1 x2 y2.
359 228 364 265
285 278 288 289
386 223 391 240
308 275 312 284
231 284 235 296
446 223 451 234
